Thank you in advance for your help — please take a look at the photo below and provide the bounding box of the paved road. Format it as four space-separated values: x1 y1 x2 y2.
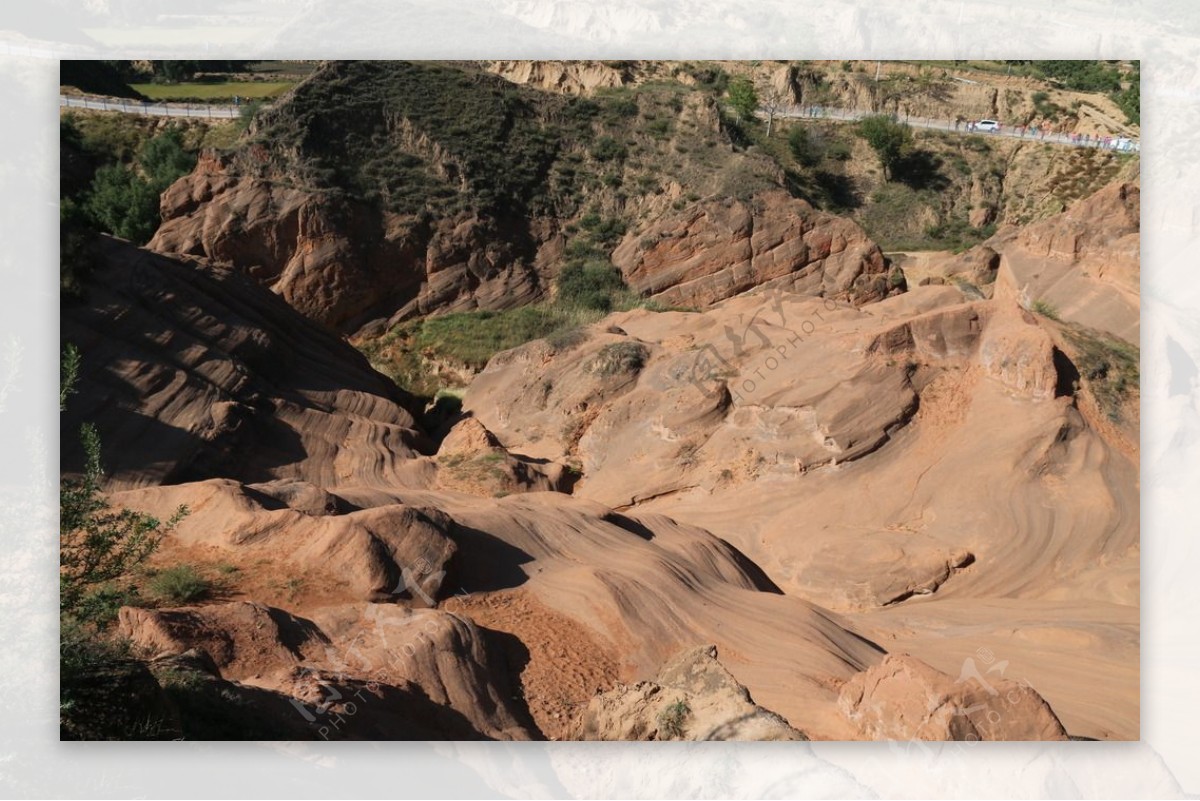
61 91 1138 153
60 93 241 119
774 105 1139 152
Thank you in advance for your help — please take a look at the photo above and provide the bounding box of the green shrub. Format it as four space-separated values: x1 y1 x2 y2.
148 565 211 604
137 129 196 187
75 127 197 245
83 165 160 244
578 214 627 246
557 260 627 311
645 118 672 138
726 76 758 122
598 93 639 121
590 136 627 162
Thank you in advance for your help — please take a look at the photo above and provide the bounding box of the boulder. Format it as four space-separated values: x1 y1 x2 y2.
572 645 806 740
611 189 891 308
838 654 1069 741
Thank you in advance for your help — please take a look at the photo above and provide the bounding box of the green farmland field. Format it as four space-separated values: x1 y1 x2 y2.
129 81 295 101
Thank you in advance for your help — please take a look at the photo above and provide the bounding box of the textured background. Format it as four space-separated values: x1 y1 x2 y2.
2 1 1193 796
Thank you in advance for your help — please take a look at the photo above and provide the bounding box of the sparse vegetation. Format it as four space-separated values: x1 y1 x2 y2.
788 125 821 167
657 699 691 738
588 341 649 377
1063 326 1139 422
1110 64 1140 125
1005 60 1123 93
546 327 589 352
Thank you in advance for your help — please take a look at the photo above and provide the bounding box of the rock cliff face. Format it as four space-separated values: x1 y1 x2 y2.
487 60 629 95
152 160 891 331
150 151 554 333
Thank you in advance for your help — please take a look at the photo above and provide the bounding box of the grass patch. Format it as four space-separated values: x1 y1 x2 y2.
358 304 610 397
412 306 602 370
1031 299 1060 320
130 82 294 101
860 183 995 252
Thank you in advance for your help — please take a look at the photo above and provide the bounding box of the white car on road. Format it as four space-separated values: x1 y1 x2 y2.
975 119 1000 132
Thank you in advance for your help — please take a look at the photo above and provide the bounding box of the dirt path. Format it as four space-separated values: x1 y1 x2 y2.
444 589 622 740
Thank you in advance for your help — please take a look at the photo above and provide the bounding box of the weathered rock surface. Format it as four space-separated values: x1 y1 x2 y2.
61 237 425 490
461 276 1137 739
120 601 535 740
152 163 893 333
838 654 1069 741
325 487 884 739
572 645 806 740
611 189 892 308
487 60 629 95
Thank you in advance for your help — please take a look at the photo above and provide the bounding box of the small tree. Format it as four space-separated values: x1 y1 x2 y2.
760 87 790 138
60 344 187 738
727 77 759 123
857 115 912 181
788 125 821 167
